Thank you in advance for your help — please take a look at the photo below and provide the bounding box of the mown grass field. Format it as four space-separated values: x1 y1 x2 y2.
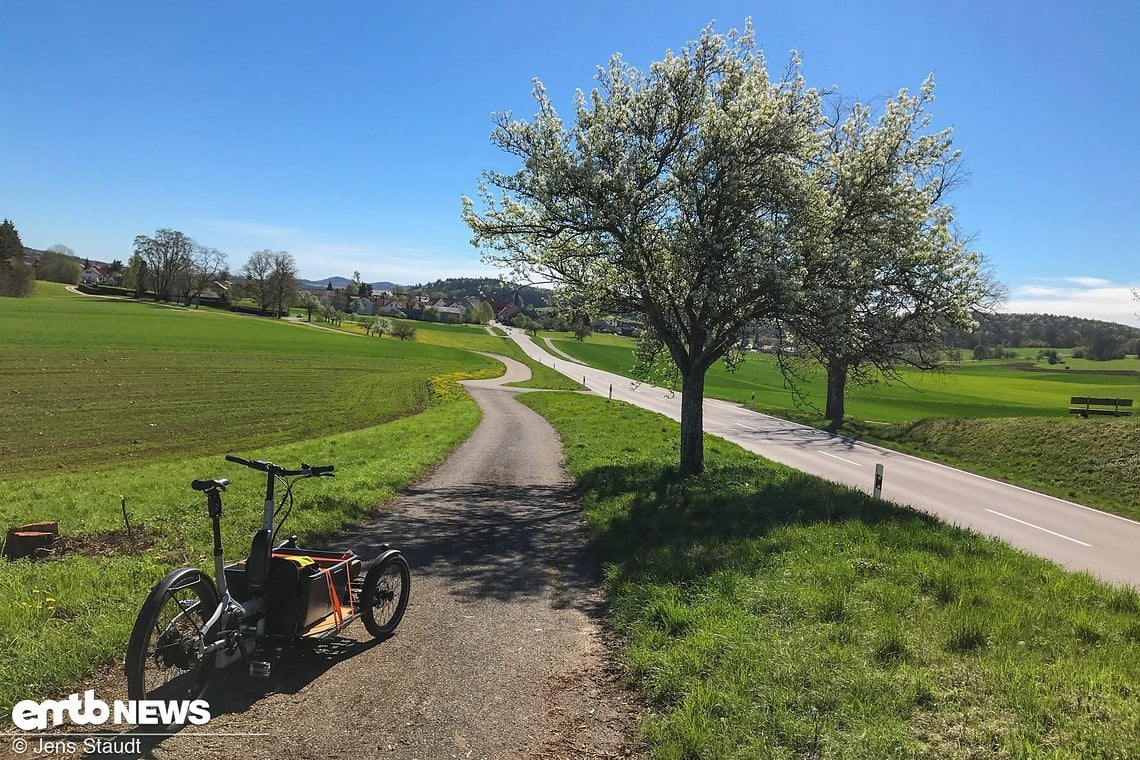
519 392 1140 759
0 283 525 713
0 283 501 480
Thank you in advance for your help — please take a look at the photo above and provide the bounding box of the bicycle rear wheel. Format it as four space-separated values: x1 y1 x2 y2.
361 554 410 638
125 568 219 702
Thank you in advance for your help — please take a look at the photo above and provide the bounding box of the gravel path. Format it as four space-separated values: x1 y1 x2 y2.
60 354 639 760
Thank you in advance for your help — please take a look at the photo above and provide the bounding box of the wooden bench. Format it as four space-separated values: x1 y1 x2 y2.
1069 396 1133 417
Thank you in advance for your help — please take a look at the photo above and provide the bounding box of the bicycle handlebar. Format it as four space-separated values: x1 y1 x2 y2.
225 453 335 477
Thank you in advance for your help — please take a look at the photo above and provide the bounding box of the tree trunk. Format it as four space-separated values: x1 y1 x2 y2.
679 368 706 475
825 359 848 425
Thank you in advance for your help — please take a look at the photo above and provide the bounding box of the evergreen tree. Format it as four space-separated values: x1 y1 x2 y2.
0 219 24 261
0 219 35 297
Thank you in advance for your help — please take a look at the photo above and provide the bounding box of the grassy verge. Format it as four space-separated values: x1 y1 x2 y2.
845 416 1140 522
0 384 483 714
518 392 1140 759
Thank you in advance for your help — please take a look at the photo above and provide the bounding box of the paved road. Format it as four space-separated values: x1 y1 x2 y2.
502 327 1140 589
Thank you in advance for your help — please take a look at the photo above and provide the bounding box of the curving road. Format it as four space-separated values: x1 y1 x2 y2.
34 354 637 760
502 326 1140 589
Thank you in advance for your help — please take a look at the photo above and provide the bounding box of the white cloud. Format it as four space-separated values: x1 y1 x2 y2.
191 218 498 284
1016 285 1070 298
1003 277 1140 327
1061 276 1113 288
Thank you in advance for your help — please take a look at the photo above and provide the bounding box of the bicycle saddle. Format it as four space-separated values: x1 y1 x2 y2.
191 478 230 491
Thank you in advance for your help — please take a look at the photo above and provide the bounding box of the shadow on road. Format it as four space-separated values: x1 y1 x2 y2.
348 482 602 617
79 636 386 759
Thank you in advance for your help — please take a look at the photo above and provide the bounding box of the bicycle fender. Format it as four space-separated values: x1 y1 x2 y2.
149 567 218 601
125 568 219 680
370 548 404 568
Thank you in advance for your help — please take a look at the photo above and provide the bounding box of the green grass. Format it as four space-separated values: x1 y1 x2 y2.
325 316 580 390
0 392 484 714
546 334 1140 519
0 282 500 480
546 336 1138 422
518 392 1140 759
0 284 504 713
0 286 581 712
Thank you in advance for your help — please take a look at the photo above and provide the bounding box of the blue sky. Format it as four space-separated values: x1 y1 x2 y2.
2 1 1137 324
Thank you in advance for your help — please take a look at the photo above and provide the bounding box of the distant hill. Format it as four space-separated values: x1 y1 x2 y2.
301 275 553 309
300 277 398 291
943 312 1140 352
406 277 552 308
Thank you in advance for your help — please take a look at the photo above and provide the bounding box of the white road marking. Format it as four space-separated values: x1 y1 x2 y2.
820 451 862 467
732 423 761 433
984 508 1092 547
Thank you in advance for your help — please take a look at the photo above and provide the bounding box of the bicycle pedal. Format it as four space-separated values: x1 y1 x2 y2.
249 661 271 678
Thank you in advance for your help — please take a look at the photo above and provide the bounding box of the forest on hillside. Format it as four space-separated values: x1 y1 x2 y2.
942 312 1140 359
407 277 551 308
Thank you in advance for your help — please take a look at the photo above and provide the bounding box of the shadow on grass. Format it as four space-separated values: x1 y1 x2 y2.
576 459 968 586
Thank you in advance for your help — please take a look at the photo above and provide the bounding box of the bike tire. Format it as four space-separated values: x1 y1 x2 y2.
360 553 410 638
125 568 219 704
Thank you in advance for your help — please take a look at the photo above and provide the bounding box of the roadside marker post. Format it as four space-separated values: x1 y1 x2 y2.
608 384 612 402
873 463 884 499
750 391 755 410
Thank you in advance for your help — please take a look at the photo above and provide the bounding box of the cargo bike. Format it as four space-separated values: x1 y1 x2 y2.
125 454 410 702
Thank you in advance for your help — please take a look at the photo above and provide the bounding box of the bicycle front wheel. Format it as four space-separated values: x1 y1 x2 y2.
125 568 219 702
361 553 410 638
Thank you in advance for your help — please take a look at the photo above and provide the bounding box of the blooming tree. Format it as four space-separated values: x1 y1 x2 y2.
785 77 1001 423
464 23 822 474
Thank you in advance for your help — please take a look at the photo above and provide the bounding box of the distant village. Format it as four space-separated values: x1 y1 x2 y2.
28 244 641 337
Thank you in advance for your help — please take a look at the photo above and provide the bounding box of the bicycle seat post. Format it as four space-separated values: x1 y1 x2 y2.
206 489 229 597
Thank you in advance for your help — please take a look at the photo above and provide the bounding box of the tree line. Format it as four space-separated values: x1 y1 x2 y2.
118 229 299 315
405 277 551 309
945 312 1140 360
